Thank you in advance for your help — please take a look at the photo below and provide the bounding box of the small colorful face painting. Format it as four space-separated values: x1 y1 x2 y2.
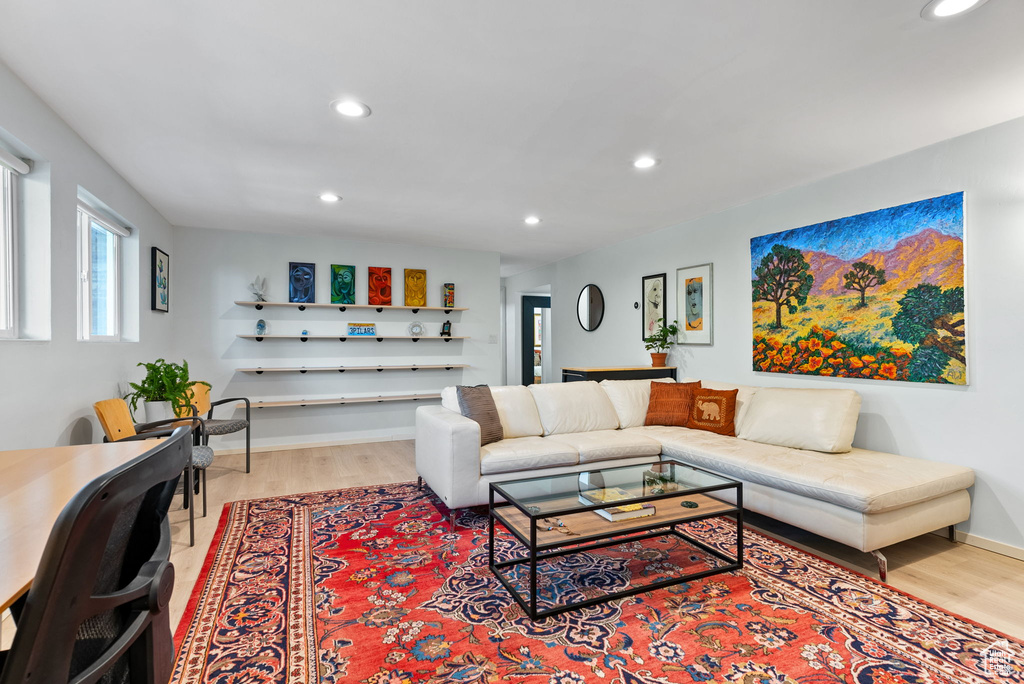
368 267 392 306
405 269 427 307
442 283 455 308
685 277 704 331
331 264 355 305
289 262 315 303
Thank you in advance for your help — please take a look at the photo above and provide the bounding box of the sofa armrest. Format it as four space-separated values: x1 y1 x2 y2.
415 405 482 510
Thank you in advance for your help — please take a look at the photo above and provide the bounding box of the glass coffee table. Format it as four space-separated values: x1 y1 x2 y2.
488 459 742 620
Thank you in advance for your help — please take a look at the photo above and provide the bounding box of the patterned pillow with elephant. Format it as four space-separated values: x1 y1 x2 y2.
687 387 738 436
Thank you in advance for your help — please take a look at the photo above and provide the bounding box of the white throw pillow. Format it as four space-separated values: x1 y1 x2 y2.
528 381 621 435
440 386 460 413
738 387 861 453
490 385 544 438
599 378 676 429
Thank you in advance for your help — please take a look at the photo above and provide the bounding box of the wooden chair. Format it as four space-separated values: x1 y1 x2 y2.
0 426 191 684
188 382 252 473
93 398 212 546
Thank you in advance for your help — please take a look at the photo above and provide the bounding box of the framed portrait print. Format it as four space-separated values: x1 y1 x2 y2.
676 263 713 345
151 247 169 312
641 273 666 340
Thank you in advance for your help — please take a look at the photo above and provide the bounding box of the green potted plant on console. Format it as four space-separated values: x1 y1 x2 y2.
125 358 210 422
644 318 679 367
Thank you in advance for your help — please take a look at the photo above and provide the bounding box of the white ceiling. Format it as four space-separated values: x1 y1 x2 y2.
2 1 1024 276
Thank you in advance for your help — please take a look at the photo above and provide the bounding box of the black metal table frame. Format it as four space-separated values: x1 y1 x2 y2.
488 461 743 621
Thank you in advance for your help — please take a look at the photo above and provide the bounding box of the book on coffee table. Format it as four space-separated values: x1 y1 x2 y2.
578 486 632 506
594 502 656 522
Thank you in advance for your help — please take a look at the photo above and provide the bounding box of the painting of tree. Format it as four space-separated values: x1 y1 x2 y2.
750 192 966 384
751 245 814 328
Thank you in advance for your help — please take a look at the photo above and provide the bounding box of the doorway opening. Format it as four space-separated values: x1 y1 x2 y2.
521 295 550 385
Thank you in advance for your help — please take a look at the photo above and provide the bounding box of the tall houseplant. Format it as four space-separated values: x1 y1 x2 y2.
644 318 679 367
125 358 209 421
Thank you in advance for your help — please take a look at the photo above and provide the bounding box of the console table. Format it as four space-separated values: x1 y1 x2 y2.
561 366 676 382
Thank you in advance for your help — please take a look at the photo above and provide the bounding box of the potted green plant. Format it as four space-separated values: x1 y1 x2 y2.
644 318 679 367
124 358 209 422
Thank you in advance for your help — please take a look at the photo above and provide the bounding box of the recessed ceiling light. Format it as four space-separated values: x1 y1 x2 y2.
633 156 658 169
921 0 988 19
524 216 541 226
330 99 371 118
319 192 341 203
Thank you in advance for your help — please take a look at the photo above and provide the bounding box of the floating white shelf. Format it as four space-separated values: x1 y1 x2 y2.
235 300 467 314
238 334 468 342
236 364 469 374
243 393 441 408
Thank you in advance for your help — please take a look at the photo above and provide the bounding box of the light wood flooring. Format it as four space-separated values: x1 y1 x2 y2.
3 440 1022 649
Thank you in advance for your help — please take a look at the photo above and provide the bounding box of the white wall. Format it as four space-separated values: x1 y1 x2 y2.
172 226 502 449
0 60 175 449
504 115 1024 552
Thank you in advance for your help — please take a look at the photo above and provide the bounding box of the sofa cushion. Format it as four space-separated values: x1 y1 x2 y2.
528 381 621 435
636 427 974 513
739 387 860 453
441 385 459 413
600 377 676 429
687 387 738 436
699 380 761 434
490 385 544 438
545 429 662 464
645 381 700 427
480 436 579 475
456 385 504 446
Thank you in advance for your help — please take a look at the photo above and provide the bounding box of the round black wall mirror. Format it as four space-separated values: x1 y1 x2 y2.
576 284 605 331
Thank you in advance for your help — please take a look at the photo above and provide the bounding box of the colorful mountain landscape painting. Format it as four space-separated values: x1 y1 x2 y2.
750 192 966 384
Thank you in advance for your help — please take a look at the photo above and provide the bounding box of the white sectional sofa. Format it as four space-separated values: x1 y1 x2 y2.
415 378 974 579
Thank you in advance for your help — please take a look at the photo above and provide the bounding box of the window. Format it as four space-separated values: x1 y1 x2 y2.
0 166 15 338
78 203 128 340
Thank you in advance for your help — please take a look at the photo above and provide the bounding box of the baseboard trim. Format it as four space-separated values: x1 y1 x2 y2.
212 433 414 456
931 528 1024 561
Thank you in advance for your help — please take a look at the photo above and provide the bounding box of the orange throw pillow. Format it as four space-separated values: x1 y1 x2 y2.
645 381 701 427
687 387 738 436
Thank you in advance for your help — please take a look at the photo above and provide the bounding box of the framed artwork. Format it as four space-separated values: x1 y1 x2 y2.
641 273 666 340
331 264 355 304
750 192 965 384
404 268 427 306
676 263 713 345
442 282 455 308
288 262 315 303
151 247 169 312
368 267 392 306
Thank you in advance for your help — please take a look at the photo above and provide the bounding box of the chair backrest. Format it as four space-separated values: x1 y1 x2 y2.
0 426 192 684
187 381 212 416
94 398 139 441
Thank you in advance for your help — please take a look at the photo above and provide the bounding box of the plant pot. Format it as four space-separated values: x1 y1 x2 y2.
143 400 173 423
650 352 668 367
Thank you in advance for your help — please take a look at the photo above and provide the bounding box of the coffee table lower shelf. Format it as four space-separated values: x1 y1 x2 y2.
488 493 743 621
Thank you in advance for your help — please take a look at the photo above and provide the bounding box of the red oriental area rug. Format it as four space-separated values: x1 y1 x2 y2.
172 483 1022 684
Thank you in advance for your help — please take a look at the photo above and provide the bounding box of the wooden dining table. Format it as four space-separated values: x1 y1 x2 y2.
0 440 158 612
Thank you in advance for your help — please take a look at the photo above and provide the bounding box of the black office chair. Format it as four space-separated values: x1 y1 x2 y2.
0 426 192 684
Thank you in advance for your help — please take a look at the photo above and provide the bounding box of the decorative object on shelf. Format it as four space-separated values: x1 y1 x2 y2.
404 268 427 306
641 272 666 340
151 247 169 312
124 358 209 422
643 317 679 367
408 321 425 337
676 263 713 345
331 264 355 304
248 275 267 302
442 282 455 308
348 322 376 336
439 320 452 337
289 262 315 303
255 319 267 336
643 464 678 495
536 517 578 536
680 500 700 509
300 329 309 336
751 192 965 385
368 266 392 306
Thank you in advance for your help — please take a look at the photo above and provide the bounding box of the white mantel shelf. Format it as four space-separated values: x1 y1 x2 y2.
237 335 468 342
242 393 442 408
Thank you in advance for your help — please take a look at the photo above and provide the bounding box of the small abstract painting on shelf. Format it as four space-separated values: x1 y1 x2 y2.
442 282 455 308
288 262 315 303
404 268 427 307
368 266 392 306
750 191 966 384
331 264 355 304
